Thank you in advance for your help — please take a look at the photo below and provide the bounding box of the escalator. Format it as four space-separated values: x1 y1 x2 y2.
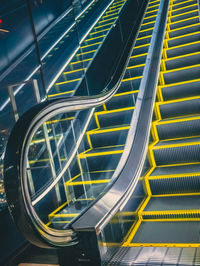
47 0 127 98
122 0 200 248
3 0 200 265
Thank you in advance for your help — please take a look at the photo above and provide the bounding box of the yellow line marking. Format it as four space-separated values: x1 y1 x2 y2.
125 243 200 247
79 149 124 158
158 95 200 105
90 29 109 35
81 42 102 49
162 63 200 74
95 106 135 116
71 58 92 65
46 117 74 124
84 35 106 42
171 3 198 13
48 200 70 218
76 50 96 56
68 179 110 185
48 90 74 98
56 78 80 86
63 68 85 74
113 90 139 97
151 192 200 197
87 126 130 135
122 76 142 82
127 64 145 70
149 172 200 180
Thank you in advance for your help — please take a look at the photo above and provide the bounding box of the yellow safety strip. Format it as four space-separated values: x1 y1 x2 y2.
84 35 106 42
56 78 80 86
48 90 74 98
81 41 102 49
63 68 85 75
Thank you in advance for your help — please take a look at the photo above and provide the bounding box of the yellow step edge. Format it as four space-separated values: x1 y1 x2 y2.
46 116 75 124
48 200 70 219
147 3 160 9
149 0 160 4
102 12 119 18
95 106 135 116
134 43 150 49
136 34 152 41
125 243 200 248
109 3 123 9
122 76 142 82
166 40 200 52
163 51 200 63
122 220 142 246
157 95 200 105
78 149 124 158
51 213 79 218
170 3 198 13
94 22 113 29
143 14 157 20
152 140 200 150
149 172 200 180
127 63 145 70
71 58 92 65
81 41 101 49
155 115 200 125
90 29 109 36
84 35 106 42
139 26 154 33
56 78 80 86
158 78 200 89
130 53 148 59
48 90 74 98
113 89 139 97
169 9 199 19
151 192 200 197
162 63 200 74
142 209 200 215
87 125 130 135
158 161 200 168
167 30 200 42
167 15 199 27
167 22 200 35
63 68 85 75
145 9 159 15
172 0 196 8
67 179 110 186
99 16 117 24
106 7 121 14
76 50 96 56
141 20 156 26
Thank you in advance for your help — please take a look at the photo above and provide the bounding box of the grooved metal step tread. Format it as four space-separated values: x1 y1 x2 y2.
131 221 200 244
109 246 200 266
155 136 200 147
150 164 200 176
144 195 200 212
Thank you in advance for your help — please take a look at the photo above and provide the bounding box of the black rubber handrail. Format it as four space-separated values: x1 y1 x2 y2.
4 0 148 248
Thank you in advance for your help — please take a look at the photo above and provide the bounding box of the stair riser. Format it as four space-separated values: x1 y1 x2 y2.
149 176 200 195
97 109 134 127
89 129 129 148
153 144 200 165
161 80 200 101
106 93 137 110
156 119 200 140
80 153 122 172
159 98 200 119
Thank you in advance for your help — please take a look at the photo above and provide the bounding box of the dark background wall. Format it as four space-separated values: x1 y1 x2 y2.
0 0 71 74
